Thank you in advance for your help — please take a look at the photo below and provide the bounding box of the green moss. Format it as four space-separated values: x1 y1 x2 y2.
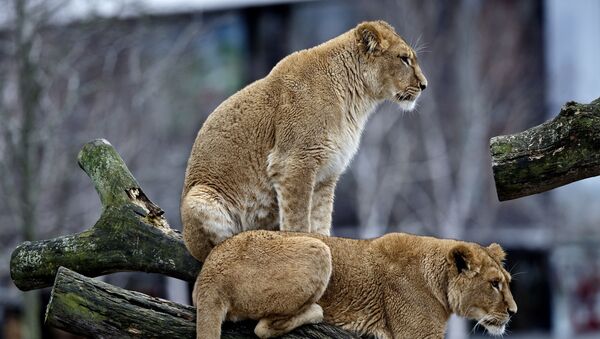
56 292 108 322
491 142 513 156
527 160 547 177
577 116 600 130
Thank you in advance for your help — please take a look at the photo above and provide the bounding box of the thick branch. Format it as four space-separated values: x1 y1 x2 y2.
46 267 361 339
10 139 201 291
491 97 600 201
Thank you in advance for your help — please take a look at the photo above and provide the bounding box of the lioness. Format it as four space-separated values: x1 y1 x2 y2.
194 231 517 339
181 20 427 261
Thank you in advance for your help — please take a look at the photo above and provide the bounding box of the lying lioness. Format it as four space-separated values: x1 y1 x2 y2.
193 230 517 338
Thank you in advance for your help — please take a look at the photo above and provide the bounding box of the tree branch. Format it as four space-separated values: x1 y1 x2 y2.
491 97 600 201
46 267 360 338
10 139 201 291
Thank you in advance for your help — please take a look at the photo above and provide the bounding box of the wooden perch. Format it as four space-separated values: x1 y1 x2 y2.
46 267 359 339
10 139 202 291
11 139 358 338
491 97 600 201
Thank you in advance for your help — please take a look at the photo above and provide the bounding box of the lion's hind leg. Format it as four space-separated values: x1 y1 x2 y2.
244 235 331 338
196 232 332 338
254 303 324 338
181 185 236 261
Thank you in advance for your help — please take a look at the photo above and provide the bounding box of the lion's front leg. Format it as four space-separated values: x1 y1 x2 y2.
310 176 338 235
271 156 318 232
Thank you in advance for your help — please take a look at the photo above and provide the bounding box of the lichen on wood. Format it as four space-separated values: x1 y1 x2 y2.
490 97 600 201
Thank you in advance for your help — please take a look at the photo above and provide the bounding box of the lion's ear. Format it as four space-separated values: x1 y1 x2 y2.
487 243 506 263
449 245 473 275
355 22 389 55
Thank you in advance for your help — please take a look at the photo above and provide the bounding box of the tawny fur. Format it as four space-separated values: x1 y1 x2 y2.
181 20 427 261
195 231 518 339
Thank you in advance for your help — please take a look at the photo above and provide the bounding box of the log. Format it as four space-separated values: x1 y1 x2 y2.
491 97 600 201
10 139 202 291
45 267 361 339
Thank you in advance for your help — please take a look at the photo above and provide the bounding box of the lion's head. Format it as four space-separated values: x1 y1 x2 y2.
354 21 427 111
447 243 517 336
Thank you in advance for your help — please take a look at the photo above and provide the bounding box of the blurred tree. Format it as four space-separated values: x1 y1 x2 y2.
2 0 45 336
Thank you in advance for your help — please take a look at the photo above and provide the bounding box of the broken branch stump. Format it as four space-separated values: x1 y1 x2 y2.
491 97 600 201
10 139 202 290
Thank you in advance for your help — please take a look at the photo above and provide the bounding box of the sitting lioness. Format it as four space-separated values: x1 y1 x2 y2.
194 231 517 339
181 20 427 261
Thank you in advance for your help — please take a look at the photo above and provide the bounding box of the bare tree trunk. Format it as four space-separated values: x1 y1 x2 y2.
14 0 42 336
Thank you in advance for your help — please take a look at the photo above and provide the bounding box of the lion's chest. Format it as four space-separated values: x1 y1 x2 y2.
317 127 363 182
317 102 377 182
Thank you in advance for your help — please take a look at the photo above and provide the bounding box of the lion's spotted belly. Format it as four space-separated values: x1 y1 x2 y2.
238 188 279 232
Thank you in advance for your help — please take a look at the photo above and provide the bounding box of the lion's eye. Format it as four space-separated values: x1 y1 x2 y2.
491 280 500 289
399 55 410 66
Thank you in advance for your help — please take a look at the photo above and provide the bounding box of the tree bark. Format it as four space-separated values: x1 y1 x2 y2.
491 97 600 201
10 139 201 291
46 267 361 339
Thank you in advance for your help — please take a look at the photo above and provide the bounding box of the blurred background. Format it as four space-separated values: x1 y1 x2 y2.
0 0 599 338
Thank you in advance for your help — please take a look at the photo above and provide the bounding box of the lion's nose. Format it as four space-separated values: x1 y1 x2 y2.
419 82 427 91
508 309 516 317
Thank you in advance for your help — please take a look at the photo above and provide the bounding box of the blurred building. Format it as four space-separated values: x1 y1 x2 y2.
545 1 600 337
0 0 599 338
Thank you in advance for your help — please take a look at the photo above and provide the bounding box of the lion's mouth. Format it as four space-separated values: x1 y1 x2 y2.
395 92 416 102
395 85 421 102
394 92 419 111
482 319 504 327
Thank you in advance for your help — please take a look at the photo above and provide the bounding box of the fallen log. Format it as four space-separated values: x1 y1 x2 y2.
491 97 600 201
45 267 361 339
